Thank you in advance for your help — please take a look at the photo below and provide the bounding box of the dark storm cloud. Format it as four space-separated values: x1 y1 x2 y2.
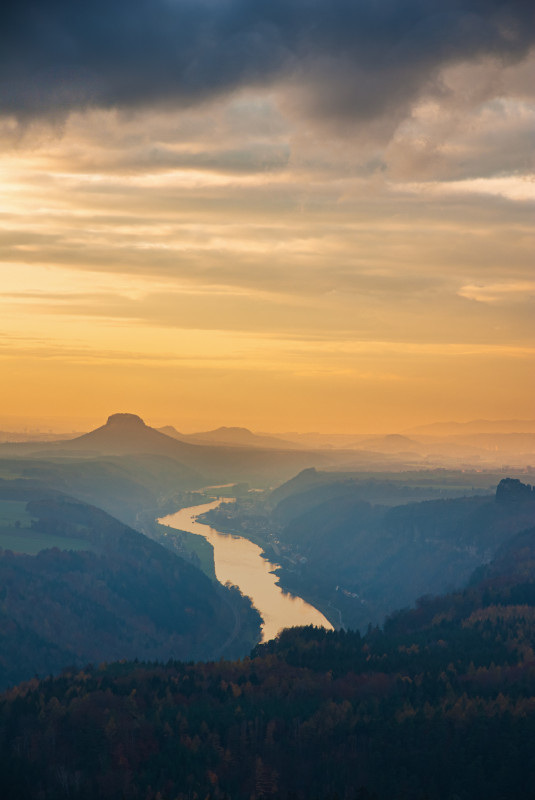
1 0 534 120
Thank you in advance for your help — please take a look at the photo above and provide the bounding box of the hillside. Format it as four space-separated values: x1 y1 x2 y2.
0 482 261 689
276 479 535 627
268 467 503 522
4 524 535 799
204 476 535 631
0 452 205 527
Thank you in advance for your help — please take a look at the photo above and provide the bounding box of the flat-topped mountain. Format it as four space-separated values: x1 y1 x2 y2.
7 413 332 485
106 412 146 426
68 412 183 455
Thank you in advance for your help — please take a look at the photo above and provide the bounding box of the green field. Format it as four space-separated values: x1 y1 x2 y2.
0 499 93 554
153 522 216 580
0 528 90 555
179 530 217 579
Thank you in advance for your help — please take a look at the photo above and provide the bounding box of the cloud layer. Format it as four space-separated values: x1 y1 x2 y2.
1 2 533 431
2 0 534 121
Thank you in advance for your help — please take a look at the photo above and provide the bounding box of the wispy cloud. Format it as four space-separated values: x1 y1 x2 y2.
458 281 535 303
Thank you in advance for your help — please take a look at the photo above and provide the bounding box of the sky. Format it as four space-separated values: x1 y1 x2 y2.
0 0 534 433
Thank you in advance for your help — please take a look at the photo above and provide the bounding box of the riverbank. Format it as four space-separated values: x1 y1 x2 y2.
160 500 333 642
195 506 344 630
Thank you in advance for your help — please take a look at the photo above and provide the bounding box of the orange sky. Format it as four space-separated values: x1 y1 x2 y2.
1 15 534 434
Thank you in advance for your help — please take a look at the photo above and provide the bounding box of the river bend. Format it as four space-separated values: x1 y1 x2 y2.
159 499 332 642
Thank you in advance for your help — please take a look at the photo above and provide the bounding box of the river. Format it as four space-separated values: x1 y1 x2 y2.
159 499 333 642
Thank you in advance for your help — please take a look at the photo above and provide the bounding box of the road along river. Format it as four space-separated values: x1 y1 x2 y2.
159 499 333 642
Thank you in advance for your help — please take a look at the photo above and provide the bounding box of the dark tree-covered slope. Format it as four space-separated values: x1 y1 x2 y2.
273 479 535 629
0 483 261 689
0 452 204 528
203 477 535 632
268 467 500 518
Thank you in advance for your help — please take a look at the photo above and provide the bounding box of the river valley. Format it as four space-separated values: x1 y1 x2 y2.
159 499 333 642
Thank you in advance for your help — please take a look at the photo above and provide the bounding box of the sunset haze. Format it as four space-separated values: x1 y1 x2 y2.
1 0 533 433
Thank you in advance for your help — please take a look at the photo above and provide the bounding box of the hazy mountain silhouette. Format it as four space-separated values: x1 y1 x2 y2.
66 413 189 456
406 419 535 435
159 424 300 450
435 432 535 454
354 433 423 453
12 413 333 485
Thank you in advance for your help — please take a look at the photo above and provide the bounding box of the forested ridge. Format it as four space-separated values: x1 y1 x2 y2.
0 484 261 688
3 515 535 799
203 476 535 630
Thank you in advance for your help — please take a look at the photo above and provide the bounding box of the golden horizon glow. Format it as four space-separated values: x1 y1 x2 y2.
1 53 534 434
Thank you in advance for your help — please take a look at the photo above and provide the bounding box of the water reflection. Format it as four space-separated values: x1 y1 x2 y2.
159 499 333 642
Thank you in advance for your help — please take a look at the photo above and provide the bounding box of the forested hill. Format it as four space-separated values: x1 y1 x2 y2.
0 454 204 528
206 476 535 631
0 483 261 689
4 523 535 799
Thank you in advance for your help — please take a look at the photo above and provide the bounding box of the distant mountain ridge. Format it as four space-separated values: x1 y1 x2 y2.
406 419 535 435
159 424 300 450
272 424 535 467
352 433 422 453
0 413 332 485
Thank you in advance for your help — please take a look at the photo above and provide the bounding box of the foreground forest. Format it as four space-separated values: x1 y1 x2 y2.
3 513 535 799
